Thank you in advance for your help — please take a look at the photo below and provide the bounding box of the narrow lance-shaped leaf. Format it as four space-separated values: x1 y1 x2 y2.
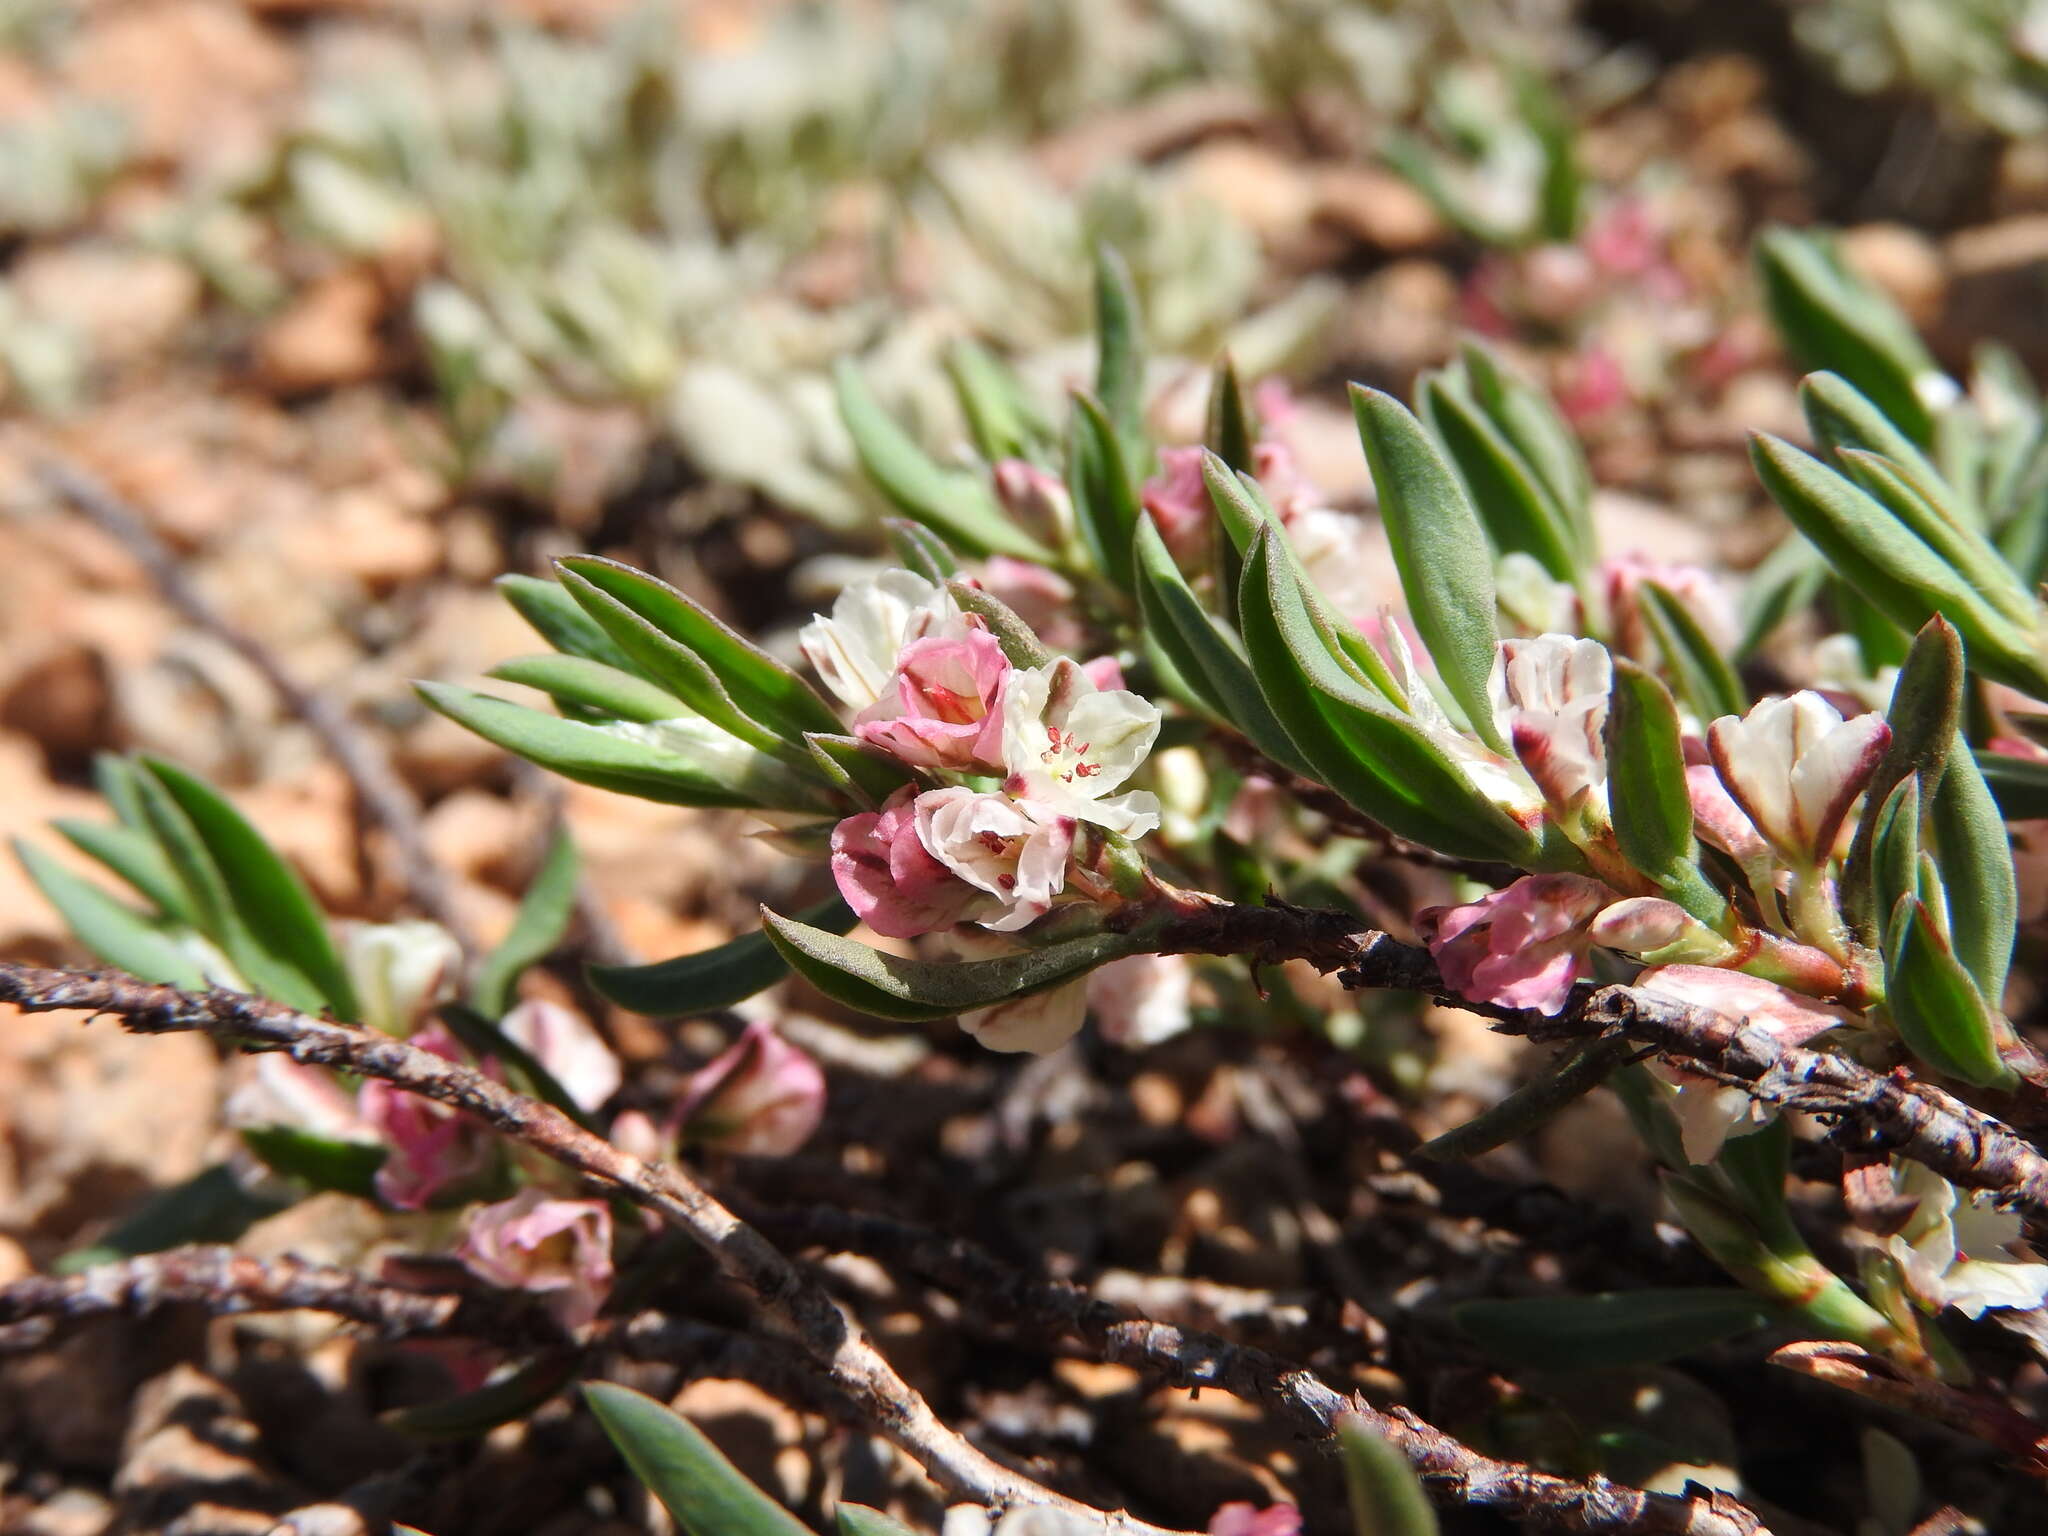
1870 778 1924 939
833 360 1055 563
1066 392 1141 592
944 580 1053 669
1885 895 2016 1090
1416 371 1581 586
386 1353 580 1441
1606 662 1726 925
142 758 357 1019
885 518 959 583
584 1383 814 1536
1093 243 1147 467
52 817 195 926
836 1507 919 1536
1800 372 1957 518
1840 616 1962 942
943 338 1044 463
417 682 828 813
1637 580 1747 727
559 557 843 743
489 654 694 724
1460 337 1593 545
240 1125 385 1201
805 733 914 811
761 908 1145 1024
12 838 208 989
1335 1413 1439 1536
1130 514 1319 779
470 829 580 1018
1839 449 2034 627
497 574 639 671
1928 735 2018 1008
1757 227 1945 447
590 896 858 1017
1206 353 1254 473
1351 384 1508 751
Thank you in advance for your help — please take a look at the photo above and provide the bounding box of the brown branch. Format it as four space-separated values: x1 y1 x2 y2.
756 1201 1770 1536
0 963 1186 1535
1149 898 2048 1215
36 457 477 956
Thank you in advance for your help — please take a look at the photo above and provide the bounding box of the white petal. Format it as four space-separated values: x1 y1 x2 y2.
1786 712 1887 856
1943 1258 2048 1319
961 976 1089 1053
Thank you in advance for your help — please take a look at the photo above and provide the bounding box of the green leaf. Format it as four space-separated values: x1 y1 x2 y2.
58 1164 291 1273
584 1382 815 1536
93 751 154 832
240 1125 386 1199
1606 662 1722 924
1735 537 1827 660
1800 372 1953 514
1839 449 2033 627
1869 778 1925 949
471 829 580 1018
944 339 1045 463
1205 354 1254 474
834 361 1054 563
558 557 841 748
1459 338 1593 545
489 655 694 724
1453 1290 1777 1372
387 1352 581 1441
1335 1413 1439 1536
1066 392 1141 592
52 818 194 926
944 580 1054 669
1884 896 2016 1089
589 898 858 1016
416 682 824 812
1237 531 1537 864
885 519 961 584
1352 384 1507 750
1203 449 1273 559
805 734 914 811
1979 749 2048 818
1841 617 1963 941
1093 244 1147 466
1637 580 1746 725
1928 738 2017 1007
497 574 637 671
1757 227 1943 447
13 839 208 988
141 758 356 1018
1130 515 1316 779
762 909 1143 1023
836 1506 919 1536
1415 372 1579 586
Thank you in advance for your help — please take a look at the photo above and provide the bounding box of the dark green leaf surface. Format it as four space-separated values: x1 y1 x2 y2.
585 1382 815 1536
590 897 858 1016
470 829 581 1018
1454 1290 1776 1372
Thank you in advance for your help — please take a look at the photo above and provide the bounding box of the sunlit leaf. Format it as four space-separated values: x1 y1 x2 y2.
13 838 207 988
585 1382 815 1536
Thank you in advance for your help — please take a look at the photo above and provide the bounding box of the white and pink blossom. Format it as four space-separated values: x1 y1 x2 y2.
799 569 959 713
673 1019 827 1156
1706 692 1890 866
855 624 1011 772
1000 658 1162 837
831 786 992 938
914 786 1075 932
1886 1162 2048 1320
361 1023 498 1210
459 1189 614 1329
1419 874 1617 1015
499 999 621 1115
1491 634 1613 819
341 920 462 1036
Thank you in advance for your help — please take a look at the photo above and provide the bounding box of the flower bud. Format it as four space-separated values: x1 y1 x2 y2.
673 1020 826 1156
361 1023 498 1209
1589 897 1738 965
1706 692 1890 866
342 920 462 1036
499 999 621 1114
459 1189 613 1329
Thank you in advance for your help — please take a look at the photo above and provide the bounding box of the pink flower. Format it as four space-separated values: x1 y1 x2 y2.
991 460 1073 549
361 1023 498 1210
855 624 1011 772
831 786 990 938
498 999 621 1115
1208 1503 1301 1536
226 1055 371 1142
1603 553 1737 662
915 785 1077 931
1141 445 1213 563
1419 874 1618 1015
1556 345 1628 427
459 1190 614 1329
1686 764 1770 869
981 556 1082 653
673 1020 826 1156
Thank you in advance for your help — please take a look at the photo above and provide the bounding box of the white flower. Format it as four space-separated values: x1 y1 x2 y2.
914 786 1075 932
1382 616 1542 818
1706 691 1890 865
1887 1162 2048 1320
499 999 621 1114
1490 634 1612 817
1088 952 1194 1048
999 658 1162 837
962 975 1092 1055
798 569 958 712
1497 551 1581 637
341 920 463 1036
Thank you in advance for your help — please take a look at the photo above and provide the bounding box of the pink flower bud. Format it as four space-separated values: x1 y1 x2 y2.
1141 446 1213 564
982 557 1082 653
831 787 991 939
1208 1503 1301 1536
1706 692 1890 865
1603 553 1737 661
459 1190 614 1329
854 625 1011 773
992 460 1074 548
499 999 621 1115
961 974 1090 1055
1686 764 1770 867
673 1020 826 1156
361 1024 499 1210
1588 897 1737 965
1418 874 1618 1015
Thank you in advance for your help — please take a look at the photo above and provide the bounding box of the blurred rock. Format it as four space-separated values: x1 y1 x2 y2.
11 246 201 374
255 270 389 395
1839 223 1946 328
116 1364 299 1535
1175 141 1317 250
310 487 442 594
0 639 113 770
1342 259 1458 379
1311 166 1444 252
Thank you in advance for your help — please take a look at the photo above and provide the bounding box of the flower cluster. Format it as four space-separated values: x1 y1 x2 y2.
806 572 1163 943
